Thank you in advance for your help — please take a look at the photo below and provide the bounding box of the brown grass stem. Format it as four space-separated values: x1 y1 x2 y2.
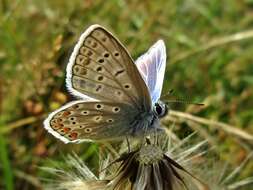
162 110 253 144
171 29 253 64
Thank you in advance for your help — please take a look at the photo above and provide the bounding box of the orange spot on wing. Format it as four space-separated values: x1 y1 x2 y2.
63 127 71 133
57 118 63 123
52 124 62 129
63 111 71 116
69 132 78 140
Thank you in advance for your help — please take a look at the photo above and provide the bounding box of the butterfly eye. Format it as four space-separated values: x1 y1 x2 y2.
154 101 168 118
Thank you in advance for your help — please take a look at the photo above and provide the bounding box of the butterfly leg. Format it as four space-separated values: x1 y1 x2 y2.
154 128 158 146
125 136 130 153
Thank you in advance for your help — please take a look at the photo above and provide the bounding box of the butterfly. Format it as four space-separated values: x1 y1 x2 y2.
44 24 167 143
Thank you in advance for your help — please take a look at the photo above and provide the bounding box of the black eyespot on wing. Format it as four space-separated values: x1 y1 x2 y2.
92 42 97 48
124 84 130 89
97 76 103 81
95 85 102 92
107 119 113 123
96 66 103 72
104 53 110 58
98 59 104 63
115 69 125 77
74 105 80 109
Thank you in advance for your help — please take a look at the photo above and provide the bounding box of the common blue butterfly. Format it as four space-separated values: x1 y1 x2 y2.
44 25 167 143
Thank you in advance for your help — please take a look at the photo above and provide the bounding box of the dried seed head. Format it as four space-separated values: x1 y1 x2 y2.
137 144 164 165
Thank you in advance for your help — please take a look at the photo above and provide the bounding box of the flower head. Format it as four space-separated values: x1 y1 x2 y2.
107 136 208 190
43 131 252 190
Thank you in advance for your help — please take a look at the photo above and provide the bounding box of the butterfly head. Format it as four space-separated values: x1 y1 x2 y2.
153 101 168 118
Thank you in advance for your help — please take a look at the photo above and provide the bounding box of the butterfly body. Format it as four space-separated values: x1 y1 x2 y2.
44 25 167 143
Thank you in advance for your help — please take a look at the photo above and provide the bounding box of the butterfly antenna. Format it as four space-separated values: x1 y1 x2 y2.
160 89 174 100
161 89 204 106
165 99 204 106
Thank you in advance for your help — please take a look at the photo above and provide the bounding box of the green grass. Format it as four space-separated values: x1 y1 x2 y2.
0 133 14 190
0 0 253 189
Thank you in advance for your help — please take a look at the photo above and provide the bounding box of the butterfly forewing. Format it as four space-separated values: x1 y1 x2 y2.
67 25 151 110
135 40 166 104
44 101 139 143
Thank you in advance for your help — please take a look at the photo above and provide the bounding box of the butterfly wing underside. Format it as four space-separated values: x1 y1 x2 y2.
44 25 152 143
135 40 166 104
66 24 151 110
44 101 139 143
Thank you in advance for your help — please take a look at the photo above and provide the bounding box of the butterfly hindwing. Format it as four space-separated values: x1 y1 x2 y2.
67 25 152 110
44 101 139 143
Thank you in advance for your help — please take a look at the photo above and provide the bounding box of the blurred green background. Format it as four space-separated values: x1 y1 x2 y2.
0 0 253 189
